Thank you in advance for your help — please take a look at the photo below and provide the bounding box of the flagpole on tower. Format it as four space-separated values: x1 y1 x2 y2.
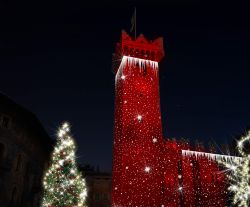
135 7 136 39
130 7 137 40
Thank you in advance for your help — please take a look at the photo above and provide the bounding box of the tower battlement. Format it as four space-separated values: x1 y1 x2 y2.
112 30 164 73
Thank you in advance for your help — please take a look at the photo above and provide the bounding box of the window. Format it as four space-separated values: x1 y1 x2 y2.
10 187 17 206
151 51 155 60
0 143 5 166
95 193 100 200
103 193 108 200
25 162 30 177
135 49 139 56
1 115 11 129
15 154 22 172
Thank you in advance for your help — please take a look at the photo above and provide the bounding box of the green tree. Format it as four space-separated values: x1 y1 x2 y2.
42 122 87 207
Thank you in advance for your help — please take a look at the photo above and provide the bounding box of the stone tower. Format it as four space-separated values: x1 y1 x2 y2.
111 31 165 207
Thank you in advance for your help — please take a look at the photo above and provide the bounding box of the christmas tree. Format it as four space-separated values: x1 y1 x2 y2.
219 131 250 207
41 122 87 207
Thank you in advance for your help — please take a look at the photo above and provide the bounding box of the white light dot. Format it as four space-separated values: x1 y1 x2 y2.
137 115 142 121
230 165 237 171
144 166 151 173
63 122 68 128
152 138 157 143
121 75 126 80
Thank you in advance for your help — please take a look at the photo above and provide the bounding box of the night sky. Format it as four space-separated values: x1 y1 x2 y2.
1 0 250 171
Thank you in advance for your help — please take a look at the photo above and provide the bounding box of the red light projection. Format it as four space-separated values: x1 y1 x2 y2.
111 31 226 207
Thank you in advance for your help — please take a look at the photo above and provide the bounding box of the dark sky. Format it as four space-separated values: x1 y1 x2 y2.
1 0 250 171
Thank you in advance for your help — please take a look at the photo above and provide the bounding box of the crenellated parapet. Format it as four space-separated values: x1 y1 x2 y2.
112 30 164 73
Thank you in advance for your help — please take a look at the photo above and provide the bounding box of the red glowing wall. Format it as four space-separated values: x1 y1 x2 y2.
163 140 227 207
111 31 226 207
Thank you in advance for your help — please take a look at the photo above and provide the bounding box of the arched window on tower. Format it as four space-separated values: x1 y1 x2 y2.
141 50 145 59
135 49 139 56
130 48 134 56
151 51 155 61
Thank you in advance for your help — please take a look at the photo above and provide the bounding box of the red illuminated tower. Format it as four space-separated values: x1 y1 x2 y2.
112 31 165 207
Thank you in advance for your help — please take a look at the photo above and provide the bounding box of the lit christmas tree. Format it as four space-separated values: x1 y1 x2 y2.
41 122 87 207
219 131 250 207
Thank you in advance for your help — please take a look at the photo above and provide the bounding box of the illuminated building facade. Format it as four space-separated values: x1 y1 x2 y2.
112 31 226 207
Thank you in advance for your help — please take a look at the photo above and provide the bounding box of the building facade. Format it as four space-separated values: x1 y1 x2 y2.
0 93 53 207
111 31 226 207
81 165 112 207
